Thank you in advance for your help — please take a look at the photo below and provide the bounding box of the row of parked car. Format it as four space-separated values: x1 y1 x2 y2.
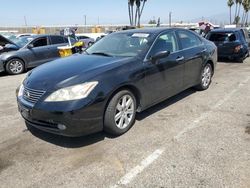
14 26 250 138
1 27 249 75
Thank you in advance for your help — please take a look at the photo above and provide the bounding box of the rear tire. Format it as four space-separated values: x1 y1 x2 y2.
6 58 25 75
195 63 213 91
104 90 137 136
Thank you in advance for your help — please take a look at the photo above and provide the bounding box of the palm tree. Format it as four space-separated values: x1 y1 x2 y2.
228 0 235 24
128 0 136 26
241 0 248 25
137 0 147 27
234 0 242 24
237 0 243 19
128 0 147 27
243 0 250 26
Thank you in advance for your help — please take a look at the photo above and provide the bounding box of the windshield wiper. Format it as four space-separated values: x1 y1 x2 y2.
91 52 113 57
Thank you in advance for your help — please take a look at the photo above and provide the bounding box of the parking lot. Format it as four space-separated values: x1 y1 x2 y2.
0 59 250 187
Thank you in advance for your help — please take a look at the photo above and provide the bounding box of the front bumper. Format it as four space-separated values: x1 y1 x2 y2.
0 60 4 73
17 97 105 137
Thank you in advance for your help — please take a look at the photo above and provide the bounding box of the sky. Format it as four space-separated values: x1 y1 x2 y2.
1 0 228 26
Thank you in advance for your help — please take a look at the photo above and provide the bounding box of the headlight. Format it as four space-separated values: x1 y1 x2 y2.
45 81 98 102
18 84 24 97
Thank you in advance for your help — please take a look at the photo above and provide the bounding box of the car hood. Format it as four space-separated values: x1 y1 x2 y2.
0 35 17 46
0 35 19 54
24 53 134 91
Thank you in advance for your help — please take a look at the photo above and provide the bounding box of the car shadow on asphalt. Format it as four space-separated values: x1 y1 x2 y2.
0 72 8 77
217 58 245 63
26 123 110 148
26 88 196 148
136 88 196 121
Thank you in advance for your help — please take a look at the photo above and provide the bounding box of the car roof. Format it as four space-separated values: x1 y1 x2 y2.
24 34 64 39
115 27 183 35
209 28 244 33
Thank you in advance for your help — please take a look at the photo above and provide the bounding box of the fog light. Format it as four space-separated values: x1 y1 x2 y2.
57 124 66 130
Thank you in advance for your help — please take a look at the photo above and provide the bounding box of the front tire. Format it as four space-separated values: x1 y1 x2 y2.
6 58 25 75
195 63 213 91
104 90 137 136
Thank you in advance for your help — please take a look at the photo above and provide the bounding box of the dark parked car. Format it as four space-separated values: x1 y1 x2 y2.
0 34 76 74
206 28 250 62
17 28 217 137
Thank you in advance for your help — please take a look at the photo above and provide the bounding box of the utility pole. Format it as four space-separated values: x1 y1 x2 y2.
84 15 87 33
24 16 28 33
169 12 172 27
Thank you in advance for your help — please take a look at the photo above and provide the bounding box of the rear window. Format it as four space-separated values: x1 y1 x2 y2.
207 32 236 42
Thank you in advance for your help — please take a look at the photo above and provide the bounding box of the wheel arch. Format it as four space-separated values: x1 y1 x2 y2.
4 56 27 70
205 59 215 75
104 84 142 116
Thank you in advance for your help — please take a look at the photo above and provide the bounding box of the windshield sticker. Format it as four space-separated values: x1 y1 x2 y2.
132 33 150 38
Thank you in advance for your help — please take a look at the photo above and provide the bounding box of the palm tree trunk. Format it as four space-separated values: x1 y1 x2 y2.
235 3 238 22
128 2 132 26
230 6 232 24
135 8 138 27
137 7 140 27
246 12 249 26
242 11 246 26
131 5 134 26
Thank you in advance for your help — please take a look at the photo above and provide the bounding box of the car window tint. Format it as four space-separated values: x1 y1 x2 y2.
148 32 178 57
32 37 48 47
50 36 66 44
177 31 202 49
207 32 236 42
78 36 89 39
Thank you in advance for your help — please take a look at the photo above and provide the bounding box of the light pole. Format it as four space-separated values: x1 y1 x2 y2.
24 16 28 33
84 15 87 33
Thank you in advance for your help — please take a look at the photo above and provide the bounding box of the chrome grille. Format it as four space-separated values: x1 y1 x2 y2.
23 87 45 104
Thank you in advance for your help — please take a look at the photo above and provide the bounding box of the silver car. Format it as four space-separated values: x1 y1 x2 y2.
0 35 75 75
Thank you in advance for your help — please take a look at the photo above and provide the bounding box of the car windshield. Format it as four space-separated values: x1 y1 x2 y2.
9 36 35 47
86 32 152 57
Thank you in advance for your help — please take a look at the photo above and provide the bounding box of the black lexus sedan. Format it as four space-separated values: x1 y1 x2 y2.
17 28 217 137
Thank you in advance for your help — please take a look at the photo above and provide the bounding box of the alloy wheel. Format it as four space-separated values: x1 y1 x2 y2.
8 60 23 74
201 65 212 88
114 95 135 129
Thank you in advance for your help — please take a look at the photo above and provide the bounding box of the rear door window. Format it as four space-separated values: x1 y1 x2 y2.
50 36 66 45
177 30 202 49
32 37 48 47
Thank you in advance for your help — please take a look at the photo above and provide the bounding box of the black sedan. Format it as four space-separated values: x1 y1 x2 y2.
0 34 76 75
17 28 217 137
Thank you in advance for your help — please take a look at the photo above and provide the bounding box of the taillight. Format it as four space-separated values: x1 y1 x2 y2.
234 45 243 53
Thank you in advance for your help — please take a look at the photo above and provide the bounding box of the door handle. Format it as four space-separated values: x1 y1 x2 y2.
176 56 184 62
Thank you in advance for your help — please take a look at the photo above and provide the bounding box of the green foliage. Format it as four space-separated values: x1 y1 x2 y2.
227 0 250 26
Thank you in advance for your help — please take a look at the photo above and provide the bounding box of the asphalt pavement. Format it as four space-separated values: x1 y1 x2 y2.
0 59 250 188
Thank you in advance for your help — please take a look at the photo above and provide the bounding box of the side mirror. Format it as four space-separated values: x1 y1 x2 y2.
151 51 170 64
27 44 34 49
